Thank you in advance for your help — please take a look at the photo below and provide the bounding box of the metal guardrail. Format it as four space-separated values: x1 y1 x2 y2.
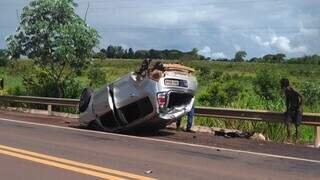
195 107 320 148
1 95 320 125
0 95 319 147
195 107 320 126
0 95 79 116
0 95 79 107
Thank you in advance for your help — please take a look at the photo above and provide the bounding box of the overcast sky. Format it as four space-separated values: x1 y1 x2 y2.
0 0 319 58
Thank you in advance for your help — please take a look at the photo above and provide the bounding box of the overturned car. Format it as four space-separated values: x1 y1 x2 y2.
79 60 197 132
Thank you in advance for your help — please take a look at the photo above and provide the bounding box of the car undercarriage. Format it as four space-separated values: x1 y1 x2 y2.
79 60 197 132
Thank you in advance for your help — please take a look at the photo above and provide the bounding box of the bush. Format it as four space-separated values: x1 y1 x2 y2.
87 65 107 89
199 82 227 106
300 81 320 106
0 89 8 95
253 68 281 101
198 65 210 76
7 86 24 96
22 68 82 98
63 76 83 99
210 71 223 80
198 80 243 106
224 81 242 103
0 49 9 66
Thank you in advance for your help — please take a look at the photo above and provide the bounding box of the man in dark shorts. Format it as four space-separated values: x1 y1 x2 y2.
176 104 195 133
280 78 303 143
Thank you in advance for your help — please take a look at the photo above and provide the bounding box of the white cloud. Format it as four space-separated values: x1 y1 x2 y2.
233 44 241 51
143 3 224 27
199 46 226 59
1 0 319 58
298 23 319 37
199 46 211 57
252 35 270 47
252 34 307 54
147 10 181 25
211 52 227 59
271 35 307 53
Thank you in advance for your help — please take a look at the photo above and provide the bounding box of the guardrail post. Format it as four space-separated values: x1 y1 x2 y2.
47 104 52 116
315 126 320 148
0 78 3 90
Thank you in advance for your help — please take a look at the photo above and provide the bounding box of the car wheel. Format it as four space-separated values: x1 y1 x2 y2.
79 88 93 113
89 118 120 133
88 120 104 131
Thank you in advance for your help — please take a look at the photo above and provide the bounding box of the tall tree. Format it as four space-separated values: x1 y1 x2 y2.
106 45 115 58
234 51 247 62
128 48 134 59
189 48 199 56
263 54 273 63
149 49 158 59
0 49 9 66
134 50 149 59
113 46 124 58
6 0 99 98
274 53 285 63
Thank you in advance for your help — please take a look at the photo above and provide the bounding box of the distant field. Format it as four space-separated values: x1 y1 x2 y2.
1 58 319 95
0 59 319 143
97 59 320 84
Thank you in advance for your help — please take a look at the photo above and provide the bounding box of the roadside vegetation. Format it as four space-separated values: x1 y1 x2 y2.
0 0 319 143
1 59 320 143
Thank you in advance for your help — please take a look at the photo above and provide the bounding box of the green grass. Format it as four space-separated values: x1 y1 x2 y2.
0 67 23 89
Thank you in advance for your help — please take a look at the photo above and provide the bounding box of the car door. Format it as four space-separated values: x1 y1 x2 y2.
112 74 142 109
110 74 146 124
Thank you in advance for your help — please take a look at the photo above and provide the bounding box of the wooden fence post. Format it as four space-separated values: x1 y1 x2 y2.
47 104 52 116
315 126 320 148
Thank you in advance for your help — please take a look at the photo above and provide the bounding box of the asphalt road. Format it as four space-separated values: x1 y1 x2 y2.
0 115 320 180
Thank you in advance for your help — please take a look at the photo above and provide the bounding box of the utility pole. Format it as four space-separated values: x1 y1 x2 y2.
84 2 90 23
16 9 19 22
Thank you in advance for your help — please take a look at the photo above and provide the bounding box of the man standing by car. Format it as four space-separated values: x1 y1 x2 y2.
280 78 303 143
186 105 195 132
176 104 195 133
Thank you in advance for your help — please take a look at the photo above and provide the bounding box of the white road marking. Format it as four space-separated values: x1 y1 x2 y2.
0 117 319 164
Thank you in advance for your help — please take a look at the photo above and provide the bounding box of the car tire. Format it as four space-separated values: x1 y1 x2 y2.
89 118 120 133
79 88 93 113
88 120 104 131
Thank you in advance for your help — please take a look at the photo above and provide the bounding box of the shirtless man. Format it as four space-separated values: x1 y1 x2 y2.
280 78 303 143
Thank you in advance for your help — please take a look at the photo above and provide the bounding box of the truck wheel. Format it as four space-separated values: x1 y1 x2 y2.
79 88 93 113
